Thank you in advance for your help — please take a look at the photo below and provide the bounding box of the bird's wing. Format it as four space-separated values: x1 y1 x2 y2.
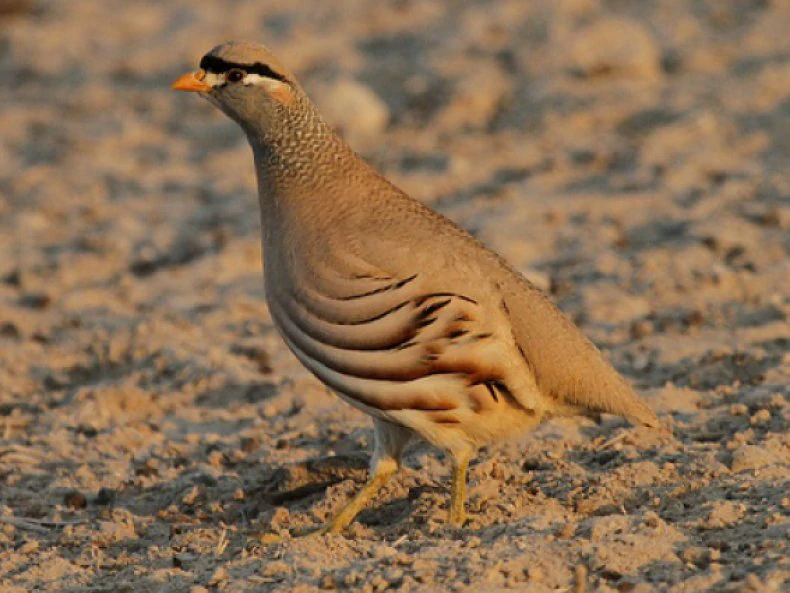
267 254 521 421
496 271 660 428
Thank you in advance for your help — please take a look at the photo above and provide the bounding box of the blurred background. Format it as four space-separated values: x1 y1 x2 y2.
0 1 788 592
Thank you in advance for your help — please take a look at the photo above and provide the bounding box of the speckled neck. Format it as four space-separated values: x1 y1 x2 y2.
246 93 361 232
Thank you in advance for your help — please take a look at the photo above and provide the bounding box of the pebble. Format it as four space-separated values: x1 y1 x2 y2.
63 490 88 509
369 574 387 591
566 17 661 79
628 584 656 593
18 539 39 554
207 449 225 468
558 522 577 539
681 545 712 568
749 409 771 425
342 570 361 587
181 485 200 506
527 565 545 582
260 533 284 545
704 500 746 529
435 62 511 129
319 573 337 589
262 560 292 577
630 319 654 339
208 566 228 586
314 80 390 146
240 436 260 452
383 568 403 586
412 558 437 583
371 544 397 560
730 444 779 472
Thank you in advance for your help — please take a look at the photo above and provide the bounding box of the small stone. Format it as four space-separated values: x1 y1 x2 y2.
260 533 283 545
730 445 779 472
342 570 360 586
207 449 226 468
371 544 397 560
749 409 771 425
315 80 389 146
383 568 404 586
208 566 228 585
558 522 577 539
135 458 159 477
181 485 200 506
262 560 291 577
527 565 544 582
412 559 437 583
630 320 654 339
370 574 387 591
261 403 278 419
435 61 511 129
743 573 764 592
63 490 87 509
319 573 337 589
240 437 260 452
704 500 746 529
642 511 661 529
681 546 710 568
566 17 661 80
268 507 290 530
18 540 39 554
627 584 656 593
729 403 748 416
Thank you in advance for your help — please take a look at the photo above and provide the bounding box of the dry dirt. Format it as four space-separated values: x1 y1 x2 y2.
1 1 788 592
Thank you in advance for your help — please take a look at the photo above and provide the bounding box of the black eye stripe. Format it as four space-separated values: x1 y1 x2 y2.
199 55 288 83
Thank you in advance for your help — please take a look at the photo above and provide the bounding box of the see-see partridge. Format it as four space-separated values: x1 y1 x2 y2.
172 41 661 534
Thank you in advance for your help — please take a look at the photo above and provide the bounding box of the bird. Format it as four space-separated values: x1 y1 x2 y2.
172 41 661 534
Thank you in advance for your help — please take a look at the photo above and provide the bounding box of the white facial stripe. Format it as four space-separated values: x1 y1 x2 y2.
242 73 269 86
204 70 283 90
204 71 225 87
242 73 287 95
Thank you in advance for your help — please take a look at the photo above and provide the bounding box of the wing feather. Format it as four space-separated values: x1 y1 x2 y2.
268 257 507 418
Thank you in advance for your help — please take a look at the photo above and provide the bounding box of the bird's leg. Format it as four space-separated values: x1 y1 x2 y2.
322 419 412 535
322 456 397 534
449 446 474 526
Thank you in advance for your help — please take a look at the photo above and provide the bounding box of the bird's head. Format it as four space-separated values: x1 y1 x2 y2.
172 41 298 133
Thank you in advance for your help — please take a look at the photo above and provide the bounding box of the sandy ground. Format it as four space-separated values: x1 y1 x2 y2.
1 1 789 591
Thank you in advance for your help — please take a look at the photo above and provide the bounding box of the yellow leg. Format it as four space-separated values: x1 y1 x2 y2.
449 454 470 526
321 458 398 534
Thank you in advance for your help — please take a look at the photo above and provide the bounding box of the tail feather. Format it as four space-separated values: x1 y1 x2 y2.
500 274 662 429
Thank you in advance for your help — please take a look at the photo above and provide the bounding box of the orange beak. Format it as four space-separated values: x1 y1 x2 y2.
171 70 212 93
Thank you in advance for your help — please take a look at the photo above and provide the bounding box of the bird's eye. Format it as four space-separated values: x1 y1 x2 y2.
226 69 245 83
